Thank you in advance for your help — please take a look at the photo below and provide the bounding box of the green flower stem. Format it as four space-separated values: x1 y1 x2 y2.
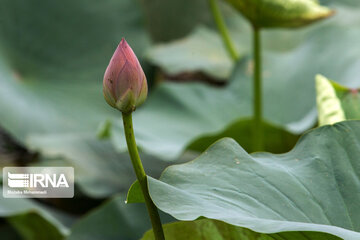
122 112 165 240
208 0 238 61
252 27 264 151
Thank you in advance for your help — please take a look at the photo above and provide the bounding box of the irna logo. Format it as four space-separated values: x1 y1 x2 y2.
3 167 74 198
8 172 69 188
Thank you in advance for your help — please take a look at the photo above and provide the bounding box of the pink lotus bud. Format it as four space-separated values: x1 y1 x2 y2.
103 39 148 113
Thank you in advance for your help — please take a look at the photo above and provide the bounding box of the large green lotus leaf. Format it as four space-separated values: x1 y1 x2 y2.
142 219 341 240
67 195 174 240
129 121 360 239
316 75 360 126
0 193 70 239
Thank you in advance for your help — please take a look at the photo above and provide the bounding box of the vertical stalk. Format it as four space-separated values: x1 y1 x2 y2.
252 27 264 151
208 0 238 61
122 113 165 240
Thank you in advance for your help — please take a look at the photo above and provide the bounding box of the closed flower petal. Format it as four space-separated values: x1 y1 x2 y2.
103 39 148 113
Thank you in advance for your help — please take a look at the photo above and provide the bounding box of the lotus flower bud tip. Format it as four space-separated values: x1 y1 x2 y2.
103 38 148 113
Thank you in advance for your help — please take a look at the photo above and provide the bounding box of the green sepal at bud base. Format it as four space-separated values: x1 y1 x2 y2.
224 0 334 29
103 38 148 113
